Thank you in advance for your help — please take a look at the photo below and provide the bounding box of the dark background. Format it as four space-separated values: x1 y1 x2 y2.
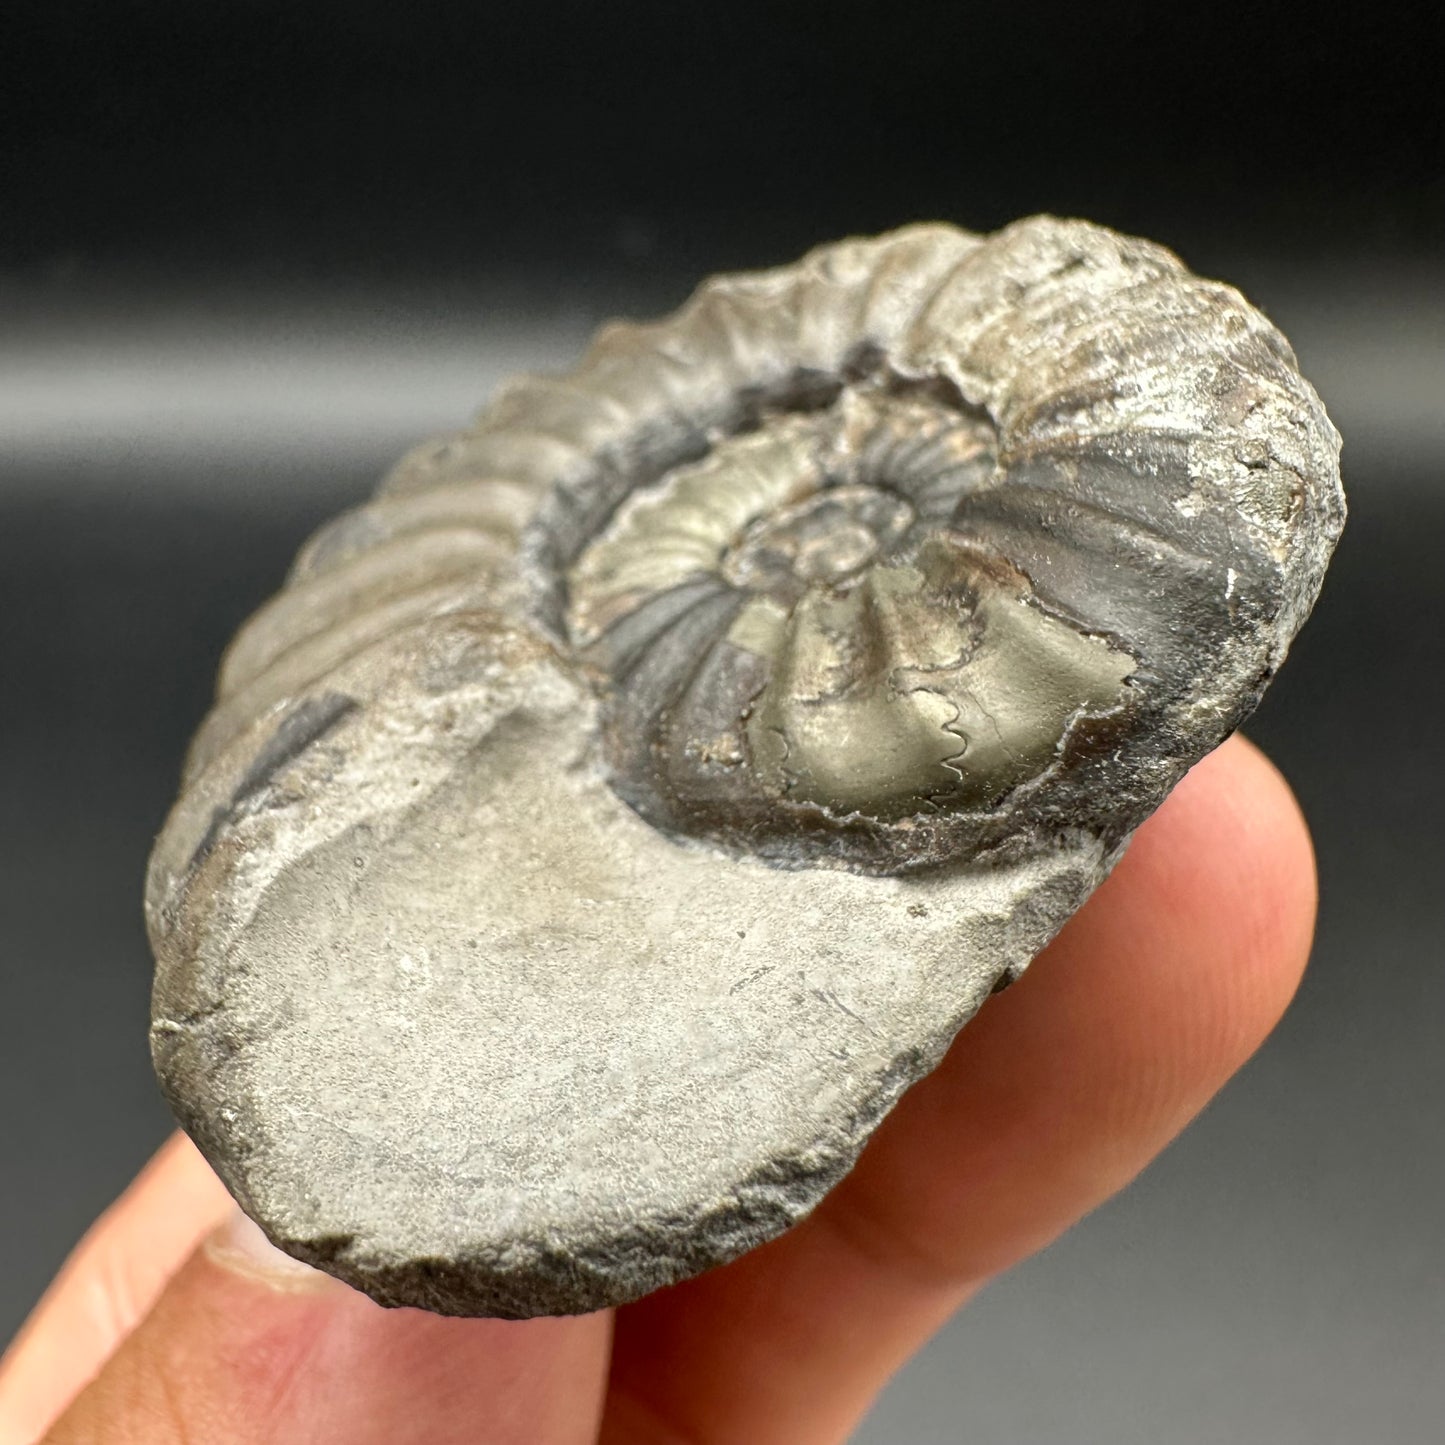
3 3 1441 1440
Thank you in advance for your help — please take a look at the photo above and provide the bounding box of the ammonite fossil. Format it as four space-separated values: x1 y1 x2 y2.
147 217 1344 1317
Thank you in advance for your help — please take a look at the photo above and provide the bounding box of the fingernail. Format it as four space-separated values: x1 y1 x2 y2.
206 1208 342 1293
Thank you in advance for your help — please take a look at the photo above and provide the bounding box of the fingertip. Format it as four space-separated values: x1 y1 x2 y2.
1213 733 1318 1010
1108 732 1318 1078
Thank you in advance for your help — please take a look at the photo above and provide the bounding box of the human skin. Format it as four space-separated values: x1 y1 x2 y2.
0 734 1316 1445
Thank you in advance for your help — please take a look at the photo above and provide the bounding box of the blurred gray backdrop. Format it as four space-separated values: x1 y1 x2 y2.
3 3 1442 1440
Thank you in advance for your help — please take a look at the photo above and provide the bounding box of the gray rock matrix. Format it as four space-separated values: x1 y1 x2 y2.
148 218 1344 1317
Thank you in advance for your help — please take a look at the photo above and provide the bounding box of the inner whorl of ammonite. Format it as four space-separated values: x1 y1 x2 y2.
558 368 1137 870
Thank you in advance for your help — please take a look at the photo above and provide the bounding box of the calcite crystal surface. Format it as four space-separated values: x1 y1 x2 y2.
148 218 1344 1316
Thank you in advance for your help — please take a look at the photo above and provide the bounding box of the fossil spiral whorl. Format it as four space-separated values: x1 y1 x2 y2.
555 383 1138 872
202 216 1338 873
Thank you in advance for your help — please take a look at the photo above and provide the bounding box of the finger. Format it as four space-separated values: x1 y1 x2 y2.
601 734 1317 1445
0 1133 233 1444
39 1209 612 1445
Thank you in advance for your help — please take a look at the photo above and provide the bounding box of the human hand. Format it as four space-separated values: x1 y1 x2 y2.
0 734 1316 1445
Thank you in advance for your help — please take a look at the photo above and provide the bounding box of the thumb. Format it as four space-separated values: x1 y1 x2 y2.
41 1208 612 1445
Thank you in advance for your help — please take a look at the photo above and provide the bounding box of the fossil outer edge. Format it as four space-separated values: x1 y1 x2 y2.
147 217 1344 1317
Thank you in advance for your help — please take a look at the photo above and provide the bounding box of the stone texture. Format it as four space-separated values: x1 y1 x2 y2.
148 218 1344 1316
